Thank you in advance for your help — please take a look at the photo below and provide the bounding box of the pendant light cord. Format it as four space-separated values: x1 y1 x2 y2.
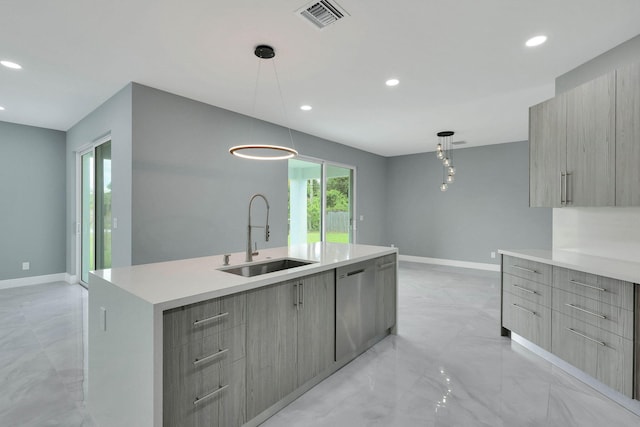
271 58 296 152
248 59 262 141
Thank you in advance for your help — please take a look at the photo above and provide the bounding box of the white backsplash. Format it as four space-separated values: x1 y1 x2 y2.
553 207 640 262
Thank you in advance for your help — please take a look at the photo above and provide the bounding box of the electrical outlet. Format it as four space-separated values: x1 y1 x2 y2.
101 307 107 331
391 244 395 248
359 215 364 221
22 262 30 270
113 217 118 229
490 252 496 259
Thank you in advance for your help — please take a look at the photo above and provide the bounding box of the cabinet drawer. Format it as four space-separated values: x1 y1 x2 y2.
164 324 245 393
551 311 633 397
553 267 633 310
164 357 245 427
502 256 552 285
552 288 633 339
502 273 551 308
164 293 246 348
502 291 551 351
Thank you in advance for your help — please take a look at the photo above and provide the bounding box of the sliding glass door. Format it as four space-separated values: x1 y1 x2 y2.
288 157 355 245
325 164 353 243
288 158 322 245
80 141 112 284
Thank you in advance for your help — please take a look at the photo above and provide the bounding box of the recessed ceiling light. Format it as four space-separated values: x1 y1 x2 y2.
0 106 5 111
525 35 547 47
300 105 312 111
385 78 399 87
1 60 22 69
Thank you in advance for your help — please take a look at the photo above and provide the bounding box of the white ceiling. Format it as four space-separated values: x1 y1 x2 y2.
2 0 640 157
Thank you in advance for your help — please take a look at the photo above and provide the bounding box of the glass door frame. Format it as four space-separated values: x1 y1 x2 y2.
75 134 112 287
293 155 357 244
323 162 356 244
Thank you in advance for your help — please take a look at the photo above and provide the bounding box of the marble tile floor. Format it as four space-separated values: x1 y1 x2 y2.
0 281 95 426
1 263 639 426
262 262 640 427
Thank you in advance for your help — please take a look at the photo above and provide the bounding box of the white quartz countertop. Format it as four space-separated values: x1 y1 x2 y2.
90 243 397 311
498 249 640 284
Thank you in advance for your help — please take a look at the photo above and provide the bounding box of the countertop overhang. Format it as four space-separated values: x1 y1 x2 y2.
90 243 397 311
498 249 640 284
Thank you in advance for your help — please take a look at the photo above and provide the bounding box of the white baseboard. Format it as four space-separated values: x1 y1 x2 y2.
66 273 78 284
0 273 70 290
511 333 640 416
399 254 500 272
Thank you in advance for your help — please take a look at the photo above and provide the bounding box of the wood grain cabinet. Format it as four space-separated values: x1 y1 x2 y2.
565 71 616 207
529 95 567 207
246 270 335 420
501 256 636 398
616 61 640 206
550 265 634 397
501 256 553 350
375 254 397 336
529 71 616 207
163 293 246 427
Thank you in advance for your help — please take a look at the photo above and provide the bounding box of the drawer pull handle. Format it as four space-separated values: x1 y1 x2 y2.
512 284 536 295
193 384 229 405
347 269 365 277
512 265 538 274
512 303 536 316
565 327 606 347
378 262 396 270
193 312 229 327
569 280 606 292
564 303 606 319
193 348 229 366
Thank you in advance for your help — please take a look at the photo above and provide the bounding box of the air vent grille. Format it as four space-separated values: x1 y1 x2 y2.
298 0 348 29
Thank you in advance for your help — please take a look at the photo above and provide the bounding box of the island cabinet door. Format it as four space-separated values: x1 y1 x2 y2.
246 280 298 420
374 254 397 336
297 270 336 386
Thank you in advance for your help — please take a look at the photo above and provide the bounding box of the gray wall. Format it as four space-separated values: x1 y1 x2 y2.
556 33 640 94
386 141 552 264
131 84 387 265
0 121 66 280
66 84 132 276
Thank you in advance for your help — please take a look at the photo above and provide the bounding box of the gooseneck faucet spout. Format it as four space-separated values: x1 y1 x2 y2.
247 194 270 262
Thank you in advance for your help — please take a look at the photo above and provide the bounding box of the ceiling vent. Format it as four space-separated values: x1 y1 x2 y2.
297 0 349 30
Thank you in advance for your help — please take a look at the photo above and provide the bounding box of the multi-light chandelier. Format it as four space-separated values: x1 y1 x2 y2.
436 131 456 191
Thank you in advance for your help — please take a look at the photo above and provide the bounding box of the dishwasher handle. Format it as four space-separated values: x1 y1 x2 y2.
346 269 365 277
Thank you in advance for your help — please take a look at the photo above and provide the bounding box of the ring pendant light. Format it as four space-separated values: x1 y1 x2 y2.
229 45 298 160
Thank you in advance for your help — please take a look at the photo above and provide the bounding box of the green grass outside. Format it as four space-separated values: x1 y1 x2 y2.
289 232 349 244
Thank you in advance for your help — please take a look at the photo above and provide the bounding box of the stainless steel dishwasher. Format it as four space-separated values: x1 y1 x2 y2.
336 259 376 361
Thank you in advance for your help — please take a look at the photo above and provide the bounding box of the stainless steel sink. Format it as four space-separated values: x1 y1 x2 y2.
219 258 314 277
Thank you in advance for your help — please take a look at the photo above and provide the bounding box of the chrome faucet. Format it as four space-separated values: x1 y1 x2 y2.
246 194 270 262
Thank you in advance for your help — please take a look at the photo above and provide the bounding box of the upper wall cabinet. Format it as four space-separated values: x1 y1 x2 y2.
530 95 567 207
566 72 616 207
529 70 618 207
616 62 640 206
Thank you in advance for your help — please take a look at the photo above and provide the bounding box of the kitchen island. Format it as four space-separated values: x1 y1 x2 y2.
88 243 398 427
